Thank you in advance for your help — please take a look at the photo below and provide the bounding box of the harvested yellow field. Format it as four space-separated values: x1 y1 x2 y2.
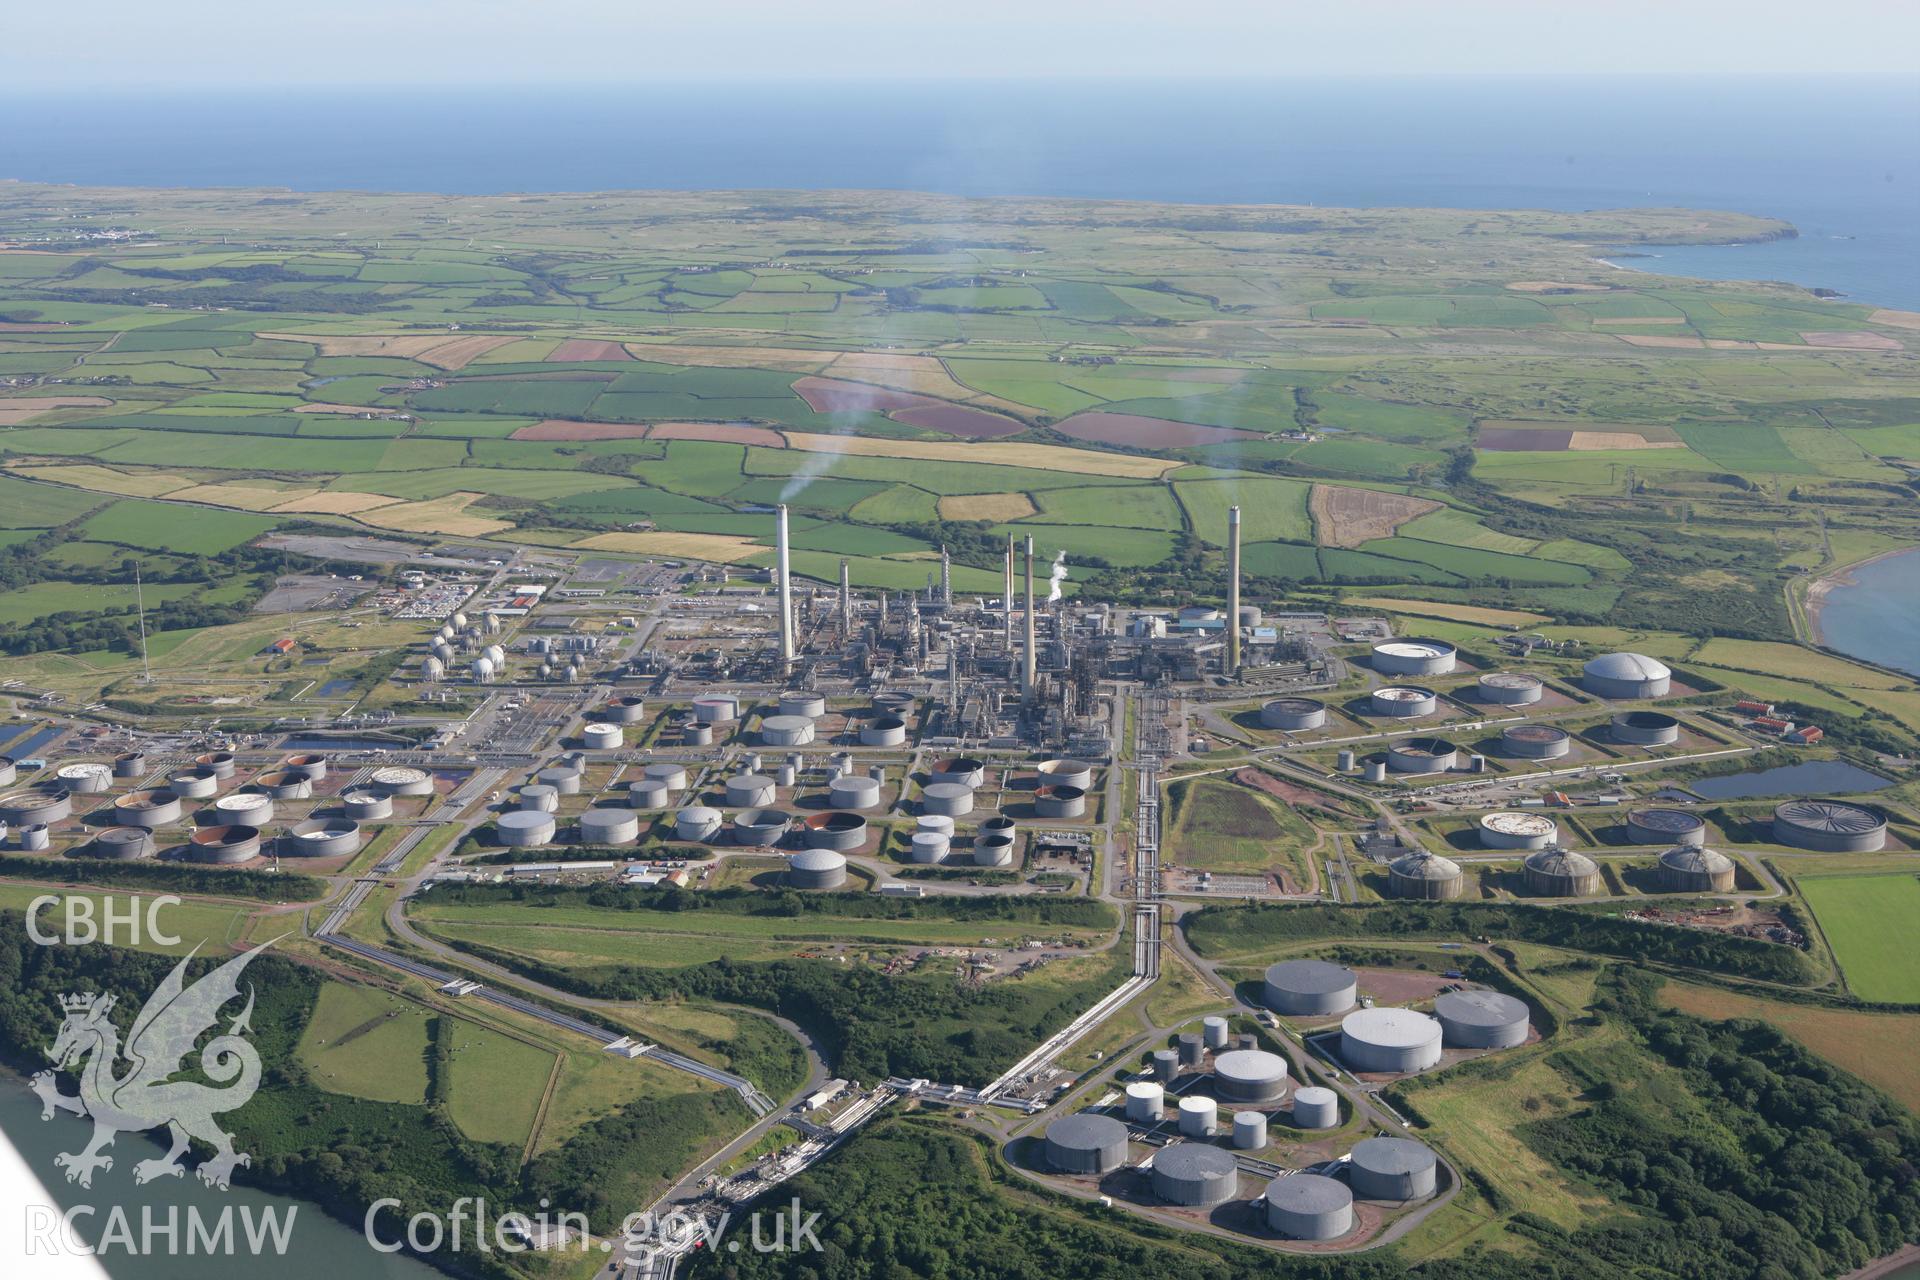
623 342 834 373
418 334 517 370
938 492 1036 522
1310 483 1440 548
1567 430 1688 450
165 483 322 512
783 432 1174 478
1357 598 1552 627
1504 280 1610 292
1867 308 1920 330
0 395 113 425
573 531 765 562
831 353 1035 413
269 491 403 515
9 464 193 497
358 493 512 537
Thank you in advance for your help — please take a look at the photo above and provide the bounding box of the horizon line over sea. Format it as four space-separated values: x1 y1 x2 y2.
2 74 1916 307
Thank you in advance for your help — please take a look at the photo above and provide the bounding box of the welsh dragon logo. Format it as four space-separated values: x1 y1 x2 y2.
31 942 272 1190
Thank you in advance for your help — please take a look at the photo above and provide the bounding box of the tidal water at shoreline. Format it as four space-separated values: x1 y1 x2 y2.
1816 548 1920 677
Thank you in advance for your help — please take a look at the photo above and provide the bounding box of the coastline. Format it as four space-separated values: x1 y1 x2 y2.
1841 1243 1920 1280
1804 544 1919 650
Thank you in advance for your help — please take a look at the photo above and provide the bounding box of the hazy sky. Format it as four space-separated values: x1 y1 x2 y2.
4 0 1918 88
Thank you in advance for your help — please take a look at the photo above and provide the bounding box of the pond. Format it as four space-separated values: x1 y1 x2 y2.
1686 759 1892 801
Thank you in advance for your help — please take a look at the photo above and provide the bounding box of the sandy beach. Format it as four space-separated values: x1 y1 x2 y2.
1839 1242 1920 1280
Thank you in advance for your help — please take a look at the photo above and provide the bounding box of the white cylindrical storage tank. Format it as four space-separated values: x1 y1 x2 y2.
1290 1085 1339 1129
1386 736 1459 775
1037 758 1094 790
1370 686 1438 718
497 810 556 848
973 834 1015 867
627 779 671 810
930 756 987 788
1627 806 1707 847
112 751 147 780
674 805 722 843
859 715 907 746
341 790 394 821
580 807 641 846
1435 989 1530 1049
916 814 956 838
1372 638 1457 676
1335 749 1357 772
284 818 362 858
602 695 647 724
1477 671 1544 706
1202 1015 1229 1049
281 753 329 782
734 807 791 848
187 824 259 863
538 765 582 795
0 757 15 788
1214 1048 1289 1103
373 766 435 796
1388 851 1465 900
726 774 777 808
1043 1113 1128 1175
18 823 49 852
1363 759 1388 783
759 715 816 747
195 750 238 781
778 691 826 720
253 770 312 800
1500 723 1570 759
112 790 183 829
90 826 157 861
1263 959 1358 1017
828 774 882 810
1340 1008 1443 1074
214 791 273 828
1151 1143 1238 1207
1612 710 1680 746
1478 811 1559 850
1583 652 1671 699
642 763 688 792
168 767 221 800
1265 1174 1353 1240
1772 800 1888 853
1260 697 1328 731
1034 784 1086 818
785 847 845 888
0 788 71 826
56 763 113 794
908 830 950 863
1124 1081 1164 1122
1232 1110 1268 1151
920 782 974 817
518 784 560 813
775 763 796 788
803 811 867 852
1349 1136 1438 1200
744 753 763 774
583 723 624 752
1176 1095 1218 1137
691 695 739 723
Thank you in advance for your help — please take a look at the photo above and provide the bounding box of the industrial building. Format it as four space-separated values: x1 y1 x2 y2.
1772 800 1888 852
1583 652 1672 699
1340 1008 1443 1073
1264 959 1358 1016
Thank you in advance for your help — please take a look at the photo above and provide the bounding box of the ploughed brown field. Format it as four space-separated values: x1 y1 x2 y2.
1052 412 1260 448
795 376 1025 438
547 338 634 362
1478 427 1574 451
650 422 786 447
1310 483 1440 547
892 404 1025 438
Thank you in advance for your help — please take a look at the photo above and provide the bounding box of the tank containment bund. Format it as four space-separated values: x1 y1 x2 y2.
1659 844 1737 891
1260 698 1327 731
1772 800 1888 852
1232 1110 1268 1150
1177 1095 1218 1137
1263 959 1358 1016
674 806 722 843
1388 851 1465 900
1124 1081 1164 1121
1340 1008 1443 1073
1043 1113 1128 1174
1435 989 1530 1049
1583 652 1671 699
1214 1048 1289 1102
1371 638 1457 677
1265 1174 1353 1241
1151 1142 1238 1207
785 847 846 889
1349 1136 1439 1200
1477 671 1543 705
1291 1085 1339 1129
1523 847 1602 897
1627 807 1707 847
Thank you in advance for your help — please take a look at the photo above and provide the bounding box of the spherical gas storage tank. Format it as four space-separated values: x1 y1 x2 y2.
1177 1095 1218 1137
538 764 583 795
56 762 113 794
372 766 434 797
1476 671 1543 706
167 767 221 800
579 808 642 846
858 715 907 747
1435 989 1530 1049
1349 1136 1438 1200
1501 723 1570 760
195 750 238 780
627 779 671 810
920 782 975 817
931 756 987 788
1151 1142 1239 1207
496 810 556 848
974 833 1015 867
1612 710 1680 746
600 695 648 724
1037 758 1094 791
1043 1113 1128 1174
1660 844 1737 891
1034 784 1086 818
280 753 328 782
112 789 183 829
518 784 560 813
253 771 312 801
777 691 827 720
1290 1085 1339 1129
1386 736 1458 775
1370 686 1438 719
1627 806 1706 847
1583 652 1671 699
90 826 157 861
1340 1007 1442 1073
1265 1174 1353 1241
1388 850 1464 899
1524 847 1602 896
1214 1048 1289 1103
691 695 739 723
908 830 951 863
726 774 777 808
285 818 362 858
1124 1081 1163 1121
1773 800 1888 852
1477 811 1558 850
785 847 846 889
583 723 625 752
759 715 815 747
1371 638 1457 677
188 824 260 864
341 790 394 821
1 787 72 826
112 751 148 780
642 763 688 792
214 791 273 828
828 773 882 810
674 806 723 843
1263 959 1358 1016
803 811 867 853
1260 697 1328 731
1233 1110 1268 1150
734 807 791 848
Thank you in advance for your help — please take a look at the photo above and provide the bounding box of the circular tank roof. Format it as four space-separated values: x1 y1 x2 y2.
1434 989 1529 1029
1390 851 1462 879
1046 1112 1126 1151
788 848 845 872
1214 1049 1288 1085
1585 652 1671 681
1351 1136 1437 1176
1375 641 1453 658
1775 800 1887 835
1266 1172 1351 1213
1659 845 1735 874
1374 686 1436 702
1481 812 1557 836
1525 848 1600 876
1503 724 1569 743
1153 1142 1237 1180
1630 807 1706 834
1342 1007 1440 1048
1265 958 1356 995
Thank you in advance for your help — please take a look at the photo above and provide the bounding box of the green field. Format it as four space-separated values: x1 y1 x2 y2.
443 1021 557 1148
1799 874 1920 1002
293 981 433 1104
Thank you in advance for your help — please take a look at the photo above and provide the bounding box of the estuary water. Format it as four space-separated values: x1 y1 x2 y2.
1 75 1916 307
1815 548 1920 678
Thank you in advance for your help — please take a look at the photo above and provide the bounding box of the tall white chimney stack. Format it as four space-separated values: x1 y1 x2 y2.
1227 504 1242 676
776 503 795 668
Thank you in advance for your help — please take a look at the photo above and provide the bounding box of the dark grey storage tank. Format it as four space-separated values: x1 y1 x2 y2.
1043 1113 1128 1174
